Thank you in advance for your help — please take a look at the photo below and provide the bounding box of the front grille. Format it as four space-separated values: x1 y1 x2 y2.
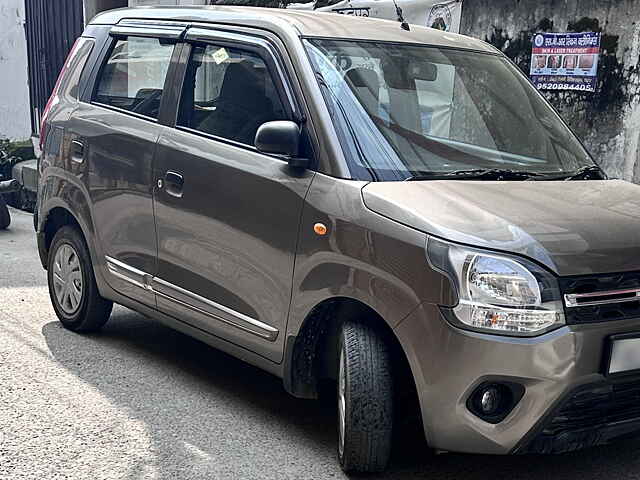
520 379 640 454
560 271 640 324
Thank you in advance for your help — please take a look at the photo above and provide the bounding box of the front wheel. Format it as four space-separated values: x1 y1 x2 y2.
47 226 113 332
337 320 393 473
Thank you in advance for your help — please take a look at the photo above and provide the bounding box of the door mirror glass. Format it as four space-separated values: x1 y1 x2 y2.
255 120 302 159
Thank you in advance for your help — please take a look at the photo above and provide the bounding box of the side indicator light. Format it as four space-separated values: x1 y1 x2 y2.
314 223 328 236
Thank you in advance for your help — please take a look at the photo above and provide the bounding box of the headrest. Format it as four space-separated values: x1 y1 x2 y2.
219 61 267 102
345 68 380 90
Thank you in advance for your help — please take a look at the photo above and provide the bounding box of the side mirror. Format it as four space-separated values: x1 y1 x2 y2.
255 121 309 168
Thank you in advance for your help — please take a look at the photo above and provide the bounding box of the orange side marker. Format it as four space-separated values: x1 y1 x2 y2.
314 223 328 236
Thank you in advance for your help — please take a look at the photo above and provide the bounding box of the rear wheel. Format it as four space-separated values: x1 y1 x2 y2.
0 198 9 230
47 226 112 332
337 320 393 473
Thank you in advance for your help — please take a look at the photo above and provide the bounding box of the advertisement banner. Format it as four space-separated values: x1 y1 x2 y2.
530 32 601 92
288 0 463 33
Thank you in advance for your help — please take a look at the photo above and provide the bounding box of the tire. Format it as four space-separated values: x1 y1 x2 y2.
47 225 113 332
337 320 393 473
16 188 25 210
0 198 9 230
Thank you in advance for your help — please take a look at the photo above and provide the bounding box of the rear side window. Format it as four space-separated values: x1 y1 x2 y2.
58 37 95 101
177 44 287 145
93 36 174 120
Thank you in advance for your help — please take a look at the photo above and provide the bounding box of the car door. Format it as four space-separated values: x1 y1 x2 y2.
152 29 314 362
72 25 183 306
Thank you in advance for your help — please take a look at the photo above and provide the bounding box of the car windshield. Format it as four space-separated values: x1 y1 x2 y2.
304 38 598 181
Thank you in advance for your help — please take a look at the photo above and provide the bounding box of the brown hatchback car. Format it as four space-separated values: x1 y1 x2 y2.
37 6 640 473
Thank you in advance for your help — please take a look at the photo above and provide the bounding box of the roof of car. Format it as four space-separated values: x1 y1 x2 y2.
90 6 496 53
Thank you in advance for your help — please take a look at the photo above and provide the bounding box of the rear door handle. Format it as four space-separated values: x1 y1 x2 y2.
164 171 184 198
71 140 84 163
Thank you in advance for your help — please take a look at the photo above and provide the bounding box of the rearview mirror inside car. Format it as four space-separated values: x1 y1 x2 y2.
410 61 438 82
383 58 438 89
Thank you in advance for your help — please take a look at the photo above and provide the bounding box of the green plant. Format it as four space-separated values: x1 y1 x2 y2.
0 138 13 181
0 138 34 181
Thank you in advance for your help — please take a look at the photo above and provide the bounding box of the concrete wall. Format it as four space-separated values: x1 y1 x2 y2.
0 1 31 140
461 0 640 182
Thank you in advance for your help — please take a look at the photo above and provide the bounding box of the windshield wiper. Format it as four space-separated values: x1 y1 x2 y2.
406 166 606 182
561 165 606 181
406 168 546 181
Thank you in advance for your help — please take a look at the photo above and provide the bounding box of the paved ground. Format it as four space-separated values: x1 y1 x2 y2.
3 206 640 479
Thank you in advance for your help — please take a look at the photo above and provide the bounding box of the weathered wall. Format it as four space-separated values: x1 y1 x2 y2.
461 0 640 181
0 1 31 140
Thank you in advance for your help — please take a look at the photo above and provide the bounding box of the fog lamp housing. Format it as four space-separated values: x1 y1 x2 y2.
467 382 525 424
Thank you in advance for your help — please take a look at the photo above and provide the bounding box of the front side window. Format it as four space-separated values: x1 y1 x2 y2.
94 36 174 120
305 39 598 181
178 44 287 146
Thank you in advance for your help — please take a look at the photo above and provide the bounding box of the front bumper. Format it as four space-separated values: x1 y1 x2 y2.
517 377 640 454
394 302 640 455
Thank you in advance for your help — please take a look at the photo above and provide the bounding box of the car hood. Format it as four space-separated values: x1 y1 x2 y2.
362 180 640 276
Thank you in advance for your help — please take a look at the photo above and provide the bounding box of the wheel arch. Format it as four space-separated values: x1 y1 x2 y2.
283 296 419 407
38 202 96 271
37 165 98 265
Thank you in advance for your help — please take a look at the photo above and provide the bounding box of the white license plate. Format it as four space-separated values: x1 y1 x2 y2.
608 335 640 374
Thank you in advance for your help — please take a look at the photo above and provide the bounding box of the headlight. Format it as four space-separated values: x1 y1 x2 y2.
427 237 564 336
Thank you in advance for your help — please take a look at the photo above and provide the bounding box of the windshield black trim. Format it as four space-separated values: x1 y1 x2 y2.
302 36 503 57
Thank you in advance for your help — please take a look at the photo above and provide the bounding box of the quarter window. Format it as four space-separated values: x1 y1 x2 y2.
178 44 287 146
94 36 174 120
59 38 95 101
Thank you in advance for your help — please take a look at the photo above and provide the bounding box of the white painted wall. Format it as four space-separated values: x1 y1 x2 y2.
0 0 31 140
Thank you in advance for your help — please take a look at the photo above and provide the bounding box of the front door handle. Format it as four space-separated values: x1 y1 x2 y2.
164 171 184 198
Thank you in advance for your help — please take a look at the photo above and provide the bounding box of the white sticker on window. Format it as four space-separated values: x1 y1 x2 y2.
212 48 230 65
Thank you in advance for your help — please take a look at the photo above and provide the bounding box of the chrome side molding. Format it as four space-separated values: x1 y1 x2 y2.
104 256 278 341
152 277 279 341
564 288 640 308
105 256 153 291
